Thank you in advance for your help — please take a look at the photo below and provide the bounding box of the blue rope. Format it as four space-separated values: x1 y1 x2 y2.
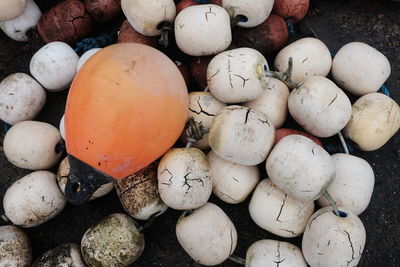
324 139 355 154
286 21 295 35
378 84 390 96
194 0 210 3
74 33 115 55
330 52 336 57
2 122 11 134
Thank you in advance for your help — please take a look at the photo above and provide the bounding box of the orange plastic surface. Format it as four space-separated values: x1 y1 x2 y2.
65 43 189 179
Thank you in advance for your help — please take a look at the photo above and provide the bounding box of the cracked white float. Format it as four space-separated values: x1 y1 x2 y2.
207 47 269 103
245 239 307 267
244 77 289 128
0 225 32 266
121 0 176 36
174 4 232 56
209 105 275 166
249 179 314 238
222 0 274 28
3 171 66 227
176 202 237 266
208 150 259 204
3 121 63 170
187 92 226 149
302 207 366 267
266 134 335 202
288 76 352 137
274 37 332 86
318 153 375 215
158 148 212 210
0 73 46 125
332 42 391 96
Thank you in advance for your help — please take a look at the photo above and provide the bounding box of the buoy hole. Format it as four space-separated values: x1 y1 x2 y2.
183 209 194 217
55 143 65 154
236 15 248 23
70 182 81 193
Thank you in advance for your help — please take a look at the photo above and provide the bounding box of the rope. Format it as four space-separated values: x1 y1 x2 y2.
322 191 340 217
338 131 349 154
2 122 11 134
1 215 11 225
73 33 116 55
185 118 208 145
286 21 296 35
229 255 246 265
324 138 355 154
378 84 390 96
194 0 210 3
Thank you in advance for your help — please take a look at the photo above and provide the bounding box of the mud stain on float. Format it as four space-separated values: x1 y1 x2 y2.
116 162 162 217
32 244 77 265
124 60 136 74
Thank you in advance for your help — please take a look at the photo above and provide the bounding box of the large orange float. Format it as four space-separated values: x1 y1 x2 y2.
64 43 188 204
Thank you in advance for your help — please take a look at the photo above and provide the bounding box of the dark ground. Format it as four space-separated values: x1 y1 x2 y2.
0 0 399 266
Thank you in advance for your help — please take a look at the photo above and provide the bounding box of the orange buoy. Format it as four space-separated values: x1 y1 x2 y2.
64 43 188 204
